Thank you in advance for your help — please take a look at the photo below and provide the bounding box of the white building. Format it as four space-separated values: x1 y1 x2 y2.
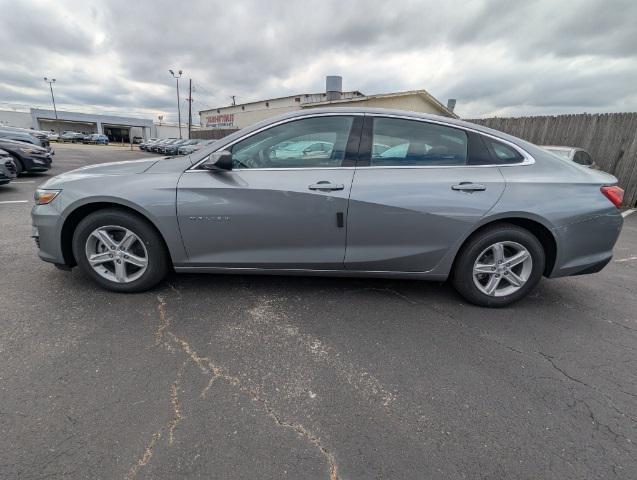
0 108 196 141
199 76 457 130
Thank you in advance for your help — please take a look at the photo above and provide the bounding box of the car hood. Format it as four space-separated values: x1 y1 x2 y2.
41 156 194 189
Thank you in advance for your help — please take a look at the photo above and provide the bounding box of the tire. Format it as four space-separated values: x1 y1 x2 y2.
452 223 545 307
11 155 24 176
72 208 169 292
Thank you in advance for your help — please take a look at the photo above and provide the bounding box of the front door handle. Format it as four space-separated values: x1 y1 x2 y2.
452 182 486 192
309 181 345 191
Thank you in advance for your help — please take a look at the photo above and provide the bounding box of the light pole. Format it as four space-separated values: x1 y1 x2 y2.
169 69 183 139
43 77 58 132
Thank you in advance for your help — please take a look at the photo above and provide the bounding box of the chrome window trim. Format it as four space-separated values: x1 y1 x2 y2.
185 111 535 172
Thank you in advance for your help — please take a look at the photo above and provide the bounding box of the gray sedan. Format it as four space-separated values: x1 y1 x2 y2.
31 108 624 307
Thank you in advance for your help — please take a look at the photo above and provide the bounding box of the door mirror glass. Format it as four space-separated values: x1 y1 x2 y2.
200 151 233 171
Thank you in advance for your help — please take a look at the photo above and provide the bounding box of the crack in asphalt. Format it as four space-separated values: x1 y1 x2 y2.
127 288 341 480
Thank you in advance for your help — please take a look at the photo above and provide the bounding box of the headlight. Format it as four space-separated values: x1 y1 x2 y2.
34 189 61 205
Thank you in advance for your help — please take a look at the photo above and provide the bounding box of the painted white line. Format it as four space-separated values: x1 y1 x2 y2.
615 255 637 263
11 181 35 184
0 200 29 204
622 209 636 218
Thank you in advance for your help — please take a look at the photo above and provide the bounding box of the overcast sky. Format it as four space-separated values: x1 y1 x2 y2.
1 0 635 123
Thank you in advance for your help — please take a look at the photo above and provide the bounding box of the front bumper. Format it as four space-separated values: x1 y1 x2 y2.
31 203 66 265
549 211 623 278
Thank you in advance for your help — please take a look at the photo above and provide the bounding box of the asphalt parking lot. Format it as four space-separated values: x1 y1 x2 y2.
1 143 636 479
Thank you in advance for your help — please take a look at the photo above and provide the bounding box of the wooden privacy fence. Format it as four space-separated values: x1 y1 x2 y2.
467 113 637 206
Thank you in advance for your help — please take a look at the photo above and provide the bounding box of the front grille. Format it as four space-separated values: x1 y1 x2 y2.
34 237 40 248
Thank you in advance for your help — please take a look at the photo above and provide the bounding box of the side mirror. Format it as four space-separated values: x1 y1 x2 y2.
200 151 233 171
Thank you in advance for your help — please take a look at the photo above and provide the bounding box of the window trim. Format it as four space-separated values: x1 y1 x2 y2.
186 112 534 172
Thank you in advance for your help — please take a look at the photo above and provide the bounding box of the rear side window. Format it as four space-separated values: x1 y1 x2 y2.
482 137 524 164
371 118 468 166
573 150 593 166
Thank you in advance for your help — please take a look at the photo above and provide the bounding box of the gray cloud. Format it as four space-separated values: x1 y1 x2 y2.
0 0 635 121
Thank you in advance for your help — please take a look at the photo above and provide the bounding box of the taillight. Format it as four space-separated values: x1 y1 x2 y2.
600 186 624 208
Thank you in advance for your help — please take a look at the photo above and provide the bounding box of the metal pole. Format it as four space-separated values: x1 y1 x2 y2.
188 79 192 140
44 78 59 134
176 77 182 139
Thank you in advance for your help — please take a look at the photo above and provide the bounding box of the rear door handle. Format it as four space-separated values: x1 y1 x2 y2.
309 181 345 191
452 182 486 192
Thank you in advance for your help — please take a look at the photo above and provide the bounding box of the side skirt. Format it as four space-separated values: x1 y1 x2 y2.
172 265 448 281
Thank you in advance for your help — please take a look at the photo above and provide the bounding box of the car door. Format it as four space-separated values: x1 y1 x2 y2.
177 114 362 269
345 115 507 272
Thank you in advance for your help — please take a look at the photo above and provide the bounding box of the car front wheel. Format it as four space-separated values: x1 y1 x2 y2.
452 223 545 307
72 209 169 292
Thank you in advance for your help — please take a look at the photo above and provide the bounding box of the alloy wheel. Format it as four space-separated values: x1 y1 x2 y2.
472 241 533 297
85 226 148 283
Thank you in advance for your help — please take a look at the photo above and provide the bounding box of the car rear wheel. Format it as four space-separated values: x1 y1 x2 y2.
452 223 545 307
72 209 169 292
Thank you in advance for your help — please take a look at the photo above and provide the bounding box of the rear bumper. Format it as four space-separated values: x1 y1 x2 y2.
549 211 623 278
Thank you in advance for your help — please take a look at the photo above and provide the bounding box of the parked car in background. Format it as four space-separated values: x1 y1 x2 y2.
0 127 54 155
139 138 159 151
82 134 109 145
32 108 624 307
132 136 143 144
541 146 597 168
60 132 85 143
0 149 17 185
151 138 178 153
164 139 196 155
0 138 52 174
47 132 60 142
178 139 214 155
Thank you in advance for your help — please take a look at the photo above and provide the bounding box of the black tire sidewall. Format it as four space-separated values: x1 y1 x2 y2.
72 209 168 292
11 155 24 175
453 224 545 307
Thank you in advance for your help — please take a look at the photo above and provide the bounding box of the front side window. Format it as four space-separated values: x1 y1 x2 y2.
230 116 354 169
371 118 468 166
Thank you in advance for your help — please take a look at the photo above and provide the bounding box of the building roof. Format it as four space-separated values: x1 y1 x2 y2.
202 91 365 113
301 89 458 118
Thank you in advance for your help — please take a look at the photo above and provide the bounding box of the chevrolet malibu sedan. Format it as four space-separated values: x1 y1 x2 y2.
31 108 624 307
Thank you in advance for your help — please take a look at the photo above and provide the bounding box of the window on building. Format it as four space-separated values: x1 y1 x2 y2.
370 118 468 166
295 97 301 102
230 116 354 169
241 106 245 111
265 102 269 107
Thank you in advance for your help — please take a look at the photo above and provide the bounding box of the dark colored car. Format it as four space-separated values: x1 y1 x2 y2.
0 149 17 185
153 139 176 153
139 138 159 151
0 138 52 174
164 139 193 155
0 128 53 153
60 132 85 143
178 139 214 155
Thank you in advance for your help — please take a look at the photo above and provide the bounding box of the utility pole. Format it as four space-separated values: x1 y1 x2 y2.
231 95 236 106
169 69 183 139
43 77 58 133
187 79 192 139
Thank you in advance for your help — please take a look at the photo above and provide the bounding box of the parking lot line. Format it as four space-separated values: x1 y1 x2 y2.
0 200 29 204
622 208 636 218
